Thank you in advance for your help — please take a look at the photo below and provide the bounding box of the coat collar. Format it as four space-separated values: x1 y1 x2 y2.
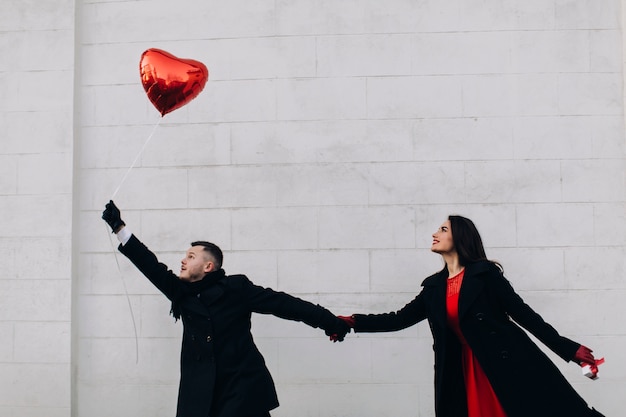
176 269 226 317
422 261 492 286
196 269 226 306
458 263 488 319
422 261 494 319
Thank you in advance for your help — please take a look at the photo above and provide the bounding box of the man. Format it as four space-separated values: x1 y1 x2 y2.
102 200 349 417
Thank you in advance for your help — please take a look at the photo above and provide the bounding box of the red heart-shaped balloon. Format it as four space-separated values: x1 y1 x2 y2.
139 48 209 116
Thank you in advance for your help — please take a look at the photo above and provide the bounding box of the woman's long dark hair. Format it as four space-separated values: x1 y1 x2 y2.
448 215 502 271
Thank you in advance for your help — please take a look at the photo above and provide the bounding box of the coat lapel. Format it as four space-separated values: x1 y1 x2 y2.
182 295 214 316
179 270 226 316
458 262 489 319
179 285 225 316
423 270 449 328
198 285 225 307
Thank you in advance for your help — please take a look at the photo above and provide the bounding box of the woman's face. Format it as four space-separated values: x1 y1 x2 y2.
431 220 455 255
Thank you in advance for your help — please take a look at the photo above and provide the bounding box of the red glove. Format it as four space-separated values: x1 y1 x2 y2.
574 345 595 365
338 315 355 328
328 316 355 342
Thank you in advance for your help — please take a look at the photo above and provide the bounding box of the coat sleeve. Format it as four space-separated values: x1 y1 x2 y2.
490 271 579 362
118 234 185 302
352 289 429 333
239 277 345 334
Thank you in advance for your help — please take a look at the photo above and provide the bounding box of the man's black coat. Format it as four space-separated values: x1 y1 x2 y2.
353 261 603 417
120 235 344 417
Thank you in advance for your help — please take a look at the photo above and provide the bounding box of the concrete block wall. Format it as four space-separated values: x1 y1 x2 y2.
0 0 75 416
1 0 625 416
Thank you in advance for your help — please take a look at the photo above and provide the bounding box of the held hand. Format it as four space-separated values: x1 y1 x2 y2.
327 317 351 343
329 333 342 342
573 345 595 365
102 200 125 233
328 315 355 343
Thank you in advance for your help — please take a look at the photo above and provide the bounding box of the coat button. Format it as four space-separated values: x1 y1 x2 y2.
476 313 485 321
501 350 509 359
206 335 212 342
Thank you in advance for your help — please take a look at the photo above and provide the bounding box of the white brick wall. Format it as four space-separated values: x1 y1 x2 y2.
0 0 74 416
1 0 625 416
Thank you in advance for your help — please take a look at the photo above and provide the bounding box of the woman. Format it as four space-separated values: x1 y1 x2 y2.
339 215 604 417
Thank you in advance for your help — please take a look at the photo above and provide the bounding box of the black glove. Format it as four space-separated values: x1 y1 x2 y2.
102 200 125 233
326 318 351 343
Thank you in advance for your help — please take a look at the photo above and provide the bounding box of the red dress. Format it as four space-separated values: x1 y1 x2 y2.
446 270 507 417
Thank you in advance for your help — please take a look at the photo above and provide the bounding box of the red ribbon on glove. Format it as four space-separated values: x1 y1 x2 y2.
581 357 605 380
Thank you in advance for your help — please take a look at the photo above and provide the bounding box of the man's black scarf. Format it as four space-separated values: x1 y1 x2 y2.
170 269 226 320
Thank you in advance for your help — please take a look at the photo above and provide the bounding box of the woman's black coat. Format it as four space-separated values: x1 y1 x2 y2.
119 235 344 417
353 261 602 417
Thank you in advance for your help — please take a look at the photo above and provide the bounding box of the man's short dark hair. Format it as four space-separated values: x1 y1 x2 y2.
191 241 223 269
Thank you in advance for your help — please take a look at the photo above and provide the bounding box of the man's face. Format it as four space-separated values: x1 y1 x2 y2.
180 246 215 282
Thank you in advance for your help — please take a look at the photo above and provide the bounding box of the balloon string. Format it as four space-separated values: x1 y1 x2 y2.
111 117 162 199
107 116 162 363
105 222 140 363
